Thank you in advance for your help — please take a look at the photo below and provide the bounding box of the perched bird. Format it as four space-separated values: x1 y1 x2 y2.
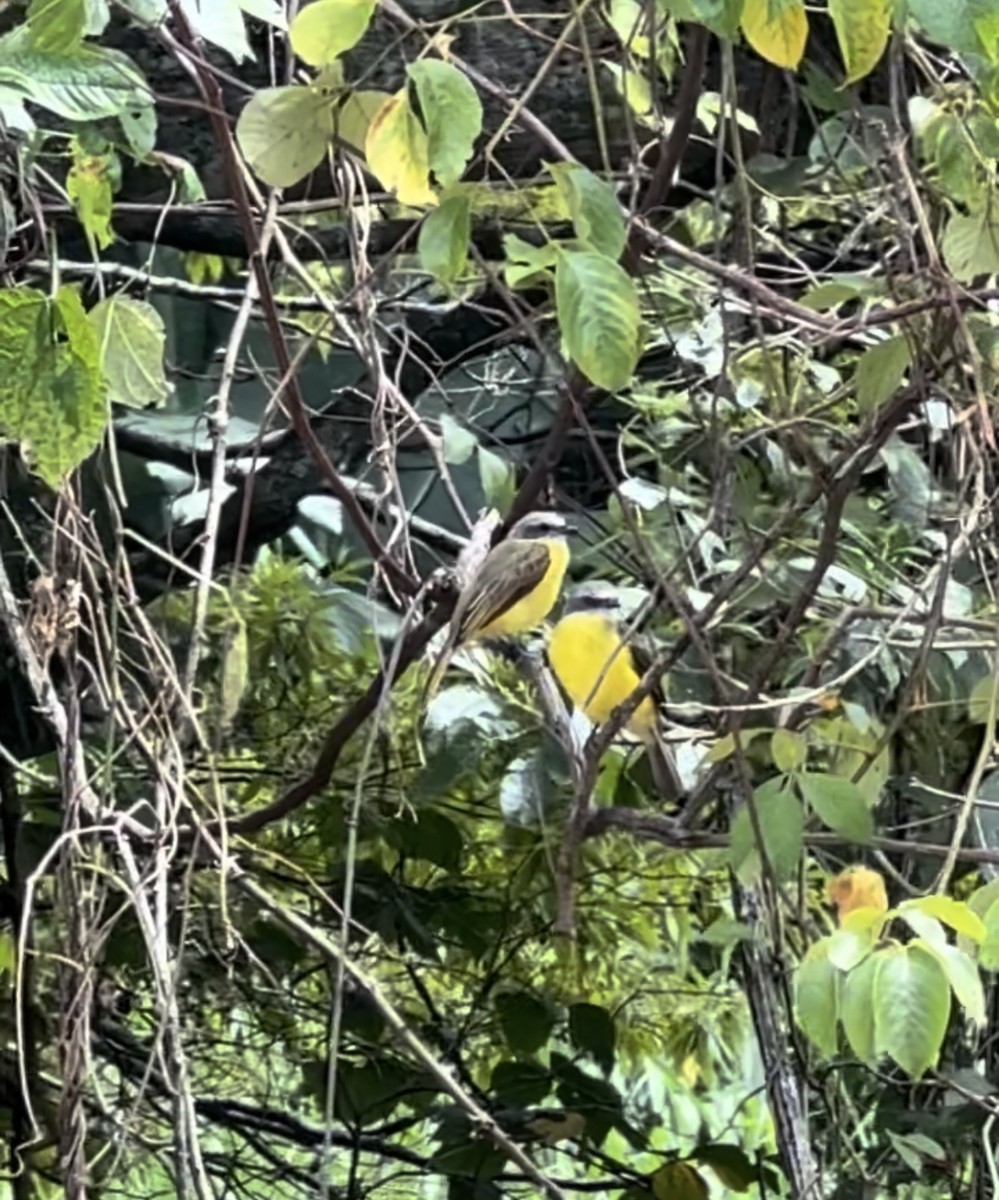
423 511 572 703
547 583 683 800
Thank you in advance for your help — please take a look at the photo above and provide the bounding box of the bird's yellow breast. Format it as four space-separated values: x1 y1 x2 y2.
547 610 658 737
477 538 570 639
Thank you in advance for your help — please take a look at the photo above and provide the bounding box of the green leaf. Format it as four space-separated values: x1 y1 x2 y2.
418 192 471 284
478 446 515 513
0 286 107 488
490 1060 552 1105
903 895 986 942
829 0 891 84
290 0 376 66
568 1003 616 1075
840 950 878 1062
873 943 951 1077
495 991 557 1055
651 1162 709 1200
503 233 558 289
498 754 550 827
827 927 876 972
407 60 483 187
798 771 874 844
968 673 997 724
385 809 464 871
799 281 866 311
27 0 86 53
692 1144 757 1193
906 0 990 56
942 208 999 283
549 163 626 260
729 776 804 883
771 728 806 772
0 28 152 120
236 85 334 188
555 249 640 391
855 335 911 412
334 88 391 150
918 940 986 1027
794 944 840 1056
89 296 170 409
981 898 999 970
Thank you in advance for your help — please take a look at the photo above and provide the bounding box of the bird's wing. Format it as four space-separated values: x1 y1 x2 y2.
628 633 666 707
456 538 552 641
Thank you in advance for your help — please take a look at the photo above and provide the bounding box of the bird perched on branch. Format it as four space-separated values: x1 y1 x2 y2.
423 511 572 704
546 583 683 800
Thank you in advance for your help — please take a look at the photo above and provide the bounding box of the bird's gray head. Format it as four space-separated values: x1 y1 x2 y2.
562 583 624 617
508 511 570 540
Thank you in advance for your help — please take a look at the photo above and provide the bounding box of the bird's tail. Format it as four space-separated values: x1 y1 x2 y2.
644 726 684 803
420 634 457 711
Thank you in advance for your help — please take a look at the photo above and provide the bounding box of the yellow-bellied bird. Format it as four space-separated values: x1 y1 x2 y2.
547 583 683 800
423 511 572 703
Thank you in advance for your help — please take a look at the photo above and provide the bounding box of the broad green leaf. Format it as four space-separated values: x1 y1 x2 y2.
829 0 891 84
290 0 376 66
980 899 999 970
942 208 999 283
495 990 557 1055
439 413 477 465
555 249 640 391
385 808 464 871
478 446 515 513
602 62 655 123
873 943 951 1077
798 772 874 843
605 0 651 54
898 906 947 950
799 279 866 310
0 28 153 120
794 944 839 1056
407 60 483 187
27 0 86 53
740 0 808 69
335 89 391 150
365 90 436 207
418 192 470 284
918 940 986 1027
0 287 107 489
903 895 986 942
840 951 878 1061
855 335 911 412
968 673 998 724
236 85 334 187
490 1060 552 1105
692 1144 757 1193
652 1163 709 1200
809 713 889 807
66 151 113 251
89 296 170 409
549 163 627 260
827 926 875 972
0 928 14 977
568 1003 616 1075
669 0 744 37
503 232 558 289
906 0 989 56
771 728 806 772
729 775 804 883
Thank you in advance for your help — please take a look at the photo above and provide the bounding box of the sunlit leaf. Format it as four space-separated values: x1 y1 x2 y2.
794 943 840 1056
407 59 482 187
840 950 878 1062
236 84 334 187
89 296 170 409
555 248 640 391
290 0 376 66
873 943 951 1077
829 0 891 84
365 90 437 206
740 0 808 69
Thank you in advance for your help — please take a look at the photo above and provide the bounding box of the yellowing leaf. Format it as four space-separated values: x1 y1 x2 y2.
741 0 808 69
290 0 376 67
826 865 888 925
236 85 334 187
364 91 437 207
652 1162 709 1200
829 0 891 85
67 151 114 250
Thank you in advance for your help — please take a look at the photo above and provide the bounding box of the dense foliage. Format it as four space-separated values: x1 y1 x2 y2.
3 1 999 1198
